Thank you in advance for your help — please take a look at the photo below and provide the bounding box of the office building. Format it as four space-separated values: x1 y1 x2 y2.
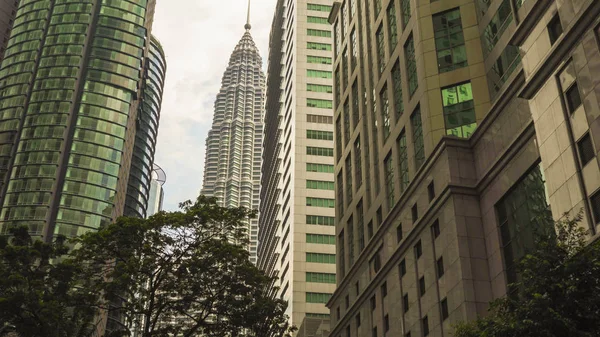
328 0 600 337
200 8 265 264
258 0 337 327
0 0 160 242
0 0 18 61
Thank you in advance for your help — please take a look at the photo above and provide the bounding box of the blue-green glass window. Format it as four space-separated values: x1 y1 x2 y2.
307 98 333 109
387 2 398 52
405 35 418 97
307 16 329 24
346 154 353 204
307 28 332 37
401 0 411 28
306 292 333 303
384 152 395 210
306 234 336 244
307 42 332 51
496 164 552 287
483 0 513 54
380 84 390 139
306 197 335 208
489 45 521 97
442 82 477 138
411 108 424 169
306 272 336 283
391 61 404 120
306 253 336 264
397 132 409 193
348 215 355 264
306 215 336 225
306 180 335 190
376 25 386 74
355 137 362 188
433 9 467 73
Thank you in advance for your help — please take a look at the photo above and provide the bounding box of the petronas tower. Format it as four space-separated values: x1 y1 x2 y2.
200 7 265 264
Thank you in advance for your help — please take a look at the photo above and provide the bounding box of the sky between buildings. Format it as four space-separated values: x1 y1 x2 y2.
152 0 276 210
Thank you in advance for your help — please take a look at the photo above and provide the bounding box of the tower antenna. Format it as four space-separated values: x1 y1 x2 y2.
244 0 251 30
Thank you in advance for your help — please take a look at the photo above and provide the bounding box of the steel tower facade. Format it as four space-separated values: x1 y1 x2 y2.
0 0 160 240
200 17 266 264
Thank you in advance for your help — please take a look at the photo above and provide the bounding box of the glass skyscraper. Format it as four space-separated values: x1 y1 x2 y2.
201 17 265 264
0 0 164 241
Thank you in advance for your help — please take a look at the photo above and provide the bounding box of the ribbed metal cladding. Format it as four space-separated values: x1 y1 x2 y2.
200 27 265 264
124 35 165 219
0 0 157 241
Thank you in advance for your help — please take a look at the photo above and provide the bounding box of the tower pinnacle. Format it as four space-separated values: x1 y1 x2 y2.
244 0 251 30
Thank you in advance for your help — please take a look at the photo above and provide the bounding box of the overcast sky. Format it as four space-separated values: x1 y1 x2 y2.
151 0 276 211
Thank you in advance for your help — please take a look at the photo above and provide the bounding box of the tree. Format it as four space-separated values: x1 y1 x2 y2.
73 195 293 337
454 214 600 337
0 226 99 337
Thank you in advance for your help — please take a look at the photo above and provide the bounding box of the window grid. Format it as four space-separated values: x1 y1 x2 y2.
401 0 411 28
306 197 335 208
306 179 335 190
306 253 336 264
306 292 333 303
307 69 333 78
411 108 425 169
442 82 476 138
397 132 409 193
307 83 333 92
306 233 336 244
343 100 351 145
307 16 329 24
357 199 365 251
306 129 334 140
348 215 355 264
307 28 332 37
355 137 363 188
306 215 335 226
376 25 386 74
433 8 467 73
307 146 334 157
380 84 390 139
387 2 398 53
307 42 332 51
346 154 353 204
392 61 404 121
306 163 335 173
306 272 336 283
405 35 418 96
384 153 395 210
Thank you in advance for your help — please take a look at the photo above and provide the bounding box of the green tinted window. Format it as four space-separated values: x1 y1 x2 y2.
307 98 333 109
307 83 333 92
306 180 335 190
306 234 336 244
433 9 467 73
441 82 476 138
307 69 332 78
306 215 336 226
306 253 336 264
307 146 334 157
307 42 332 50
306 272 336 283
306 197 335 208
306 130 334 140
307 55 332 64
307 28 332 37
307 16 329 24
306 163 335 173
307 3 332 11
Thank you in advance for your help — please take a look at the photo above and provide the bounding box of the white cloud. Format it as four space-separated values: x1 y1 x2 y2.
151 0 275 210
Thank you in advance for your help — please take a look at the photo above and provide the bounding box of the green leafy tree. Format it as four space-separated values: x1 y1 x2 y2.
73 195 293 337
0 227 99 337
454 214 600 337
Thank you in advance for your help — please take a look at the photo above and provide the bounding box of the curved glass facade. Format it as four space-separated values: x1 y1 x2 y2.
0 0 158 240
125 35 165 219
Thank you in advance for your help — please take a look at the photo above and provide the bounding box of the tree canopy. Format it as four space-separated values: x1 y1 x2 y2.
0 196 293 337
454 214 600 337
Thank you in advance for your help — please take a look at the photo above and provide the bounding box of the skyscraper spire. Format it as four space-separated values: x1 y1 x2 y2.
245 0 251 30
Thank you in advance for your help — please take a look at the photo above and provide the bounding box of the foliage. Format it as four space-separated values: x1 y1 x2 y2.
73 195 293 337
0 227 99 337
454 214 600 337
